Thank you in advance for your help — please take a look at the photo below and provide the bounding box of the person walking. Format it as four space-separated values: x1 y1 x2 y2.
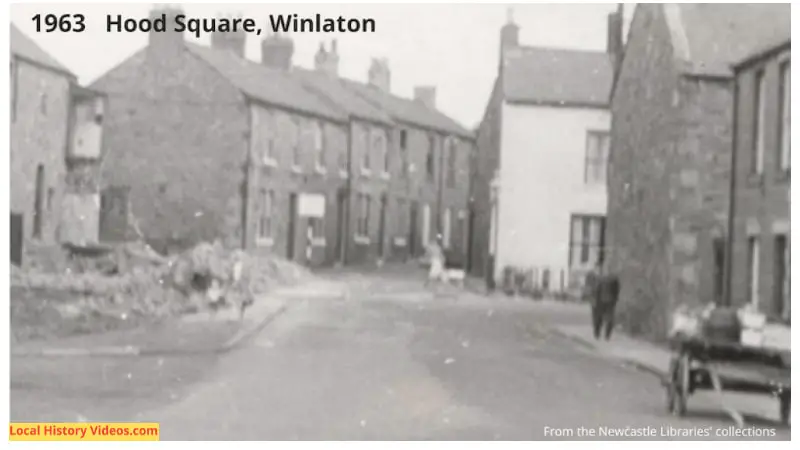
425 234 447 287
585 262 621 340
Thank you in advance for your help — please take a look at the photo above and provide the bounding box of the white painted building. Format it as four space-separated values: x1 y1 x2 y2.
472 9 621 291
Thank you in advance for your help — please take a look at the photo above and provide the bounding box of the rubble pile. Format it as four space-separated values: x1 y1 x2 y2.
10 240 313 342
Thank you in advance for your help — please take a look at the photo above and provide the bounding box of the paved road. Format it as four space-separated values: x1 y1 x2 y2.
10 270 790 440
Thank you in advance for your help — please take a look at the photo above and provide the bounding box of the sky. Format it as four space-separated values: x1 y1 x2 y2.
10 3 633 129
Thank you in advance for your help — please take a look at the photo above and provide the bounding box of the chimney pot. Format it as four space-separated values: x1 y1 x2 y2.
148 5 185 57
261 34 294 71
413 86 436 110
368 58 391 92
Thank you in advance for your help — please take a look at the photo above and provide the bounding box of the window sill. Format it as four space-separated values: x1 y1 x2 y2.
339 169 349 179
292 166 303 174
775 169 790 183
262 157 278 167
311 237 327 247
380 172 390 180
361 169 372 178
393 237 407 247
256 237 274 247
354 235 371 245
315 166 328 175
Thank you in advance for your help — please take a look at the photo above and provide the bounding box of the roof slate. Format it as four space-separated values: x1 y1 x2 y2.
186 43 347 123
667 4 791 77
10 23 74 76
502 46 613 108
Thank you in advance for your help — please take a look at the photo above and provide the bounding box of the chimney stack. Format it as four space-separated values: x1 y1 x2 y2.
367 58 391 92
147 5 185 58
210 13 246 58
499 8 520 71
607 4 624 77
413 86 436 110
314 40 340 76
261 33 294 71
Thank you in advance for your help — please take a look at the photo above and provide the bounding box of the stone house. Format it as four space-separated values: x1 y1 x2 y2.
91 7 350 265
293 43 399 265
342 64 475 265
91 6 473 267
728 37 790 322
606 4 790 338
470 11 619 292
10 24 105 266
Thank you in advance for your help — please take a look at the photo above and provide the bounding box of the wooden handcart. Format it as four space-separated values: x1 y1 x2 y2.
664 335 790 427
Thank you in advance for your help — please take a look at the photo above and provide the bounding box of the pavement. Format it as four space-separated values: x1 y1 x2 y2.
9 268 791 440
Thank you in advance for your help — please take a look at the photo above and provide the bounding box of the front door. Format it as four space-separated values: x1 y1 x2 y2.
336 189 346 263
378 194 387 259
409 201 418 257
33 165 44 239
287 193 298 261
713 237 725 304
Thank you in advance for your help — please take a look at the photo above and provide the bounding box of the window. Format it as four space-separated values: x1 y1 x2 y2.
313 121 325 170
257 189 274 241
361 128 371 173
396 198 407 236
774 235 790 321
446 138 457 188
291 119 301 168
356 194 371 237
752 70 766 174
254 109 276 163
399 129 409 177
309 217 325 240
372 131 388 175
585 131 610 185
40 93 48 115
426 135 436 182
747 236 761 306
778 62 790 173
568 215 606 268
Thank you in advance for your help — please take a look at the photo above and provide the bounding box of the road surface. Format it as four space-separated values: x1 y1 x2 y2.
10 269 790 440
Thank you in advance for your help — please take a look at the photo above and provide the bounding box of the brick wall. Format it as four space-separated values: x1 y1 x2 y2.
10 59 72 246
729 47 791 318
246 102 349 266
92 46 250 253
607 4 686 338
469 77 503 277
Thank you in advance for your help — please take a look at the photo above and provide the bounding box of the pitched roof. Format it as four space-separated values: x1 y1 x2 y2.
340 79 472 138
10 23 74 77
664 4 791 77
501 46 613 108
293 68 395 127
732 36 791 71
186 43 347 123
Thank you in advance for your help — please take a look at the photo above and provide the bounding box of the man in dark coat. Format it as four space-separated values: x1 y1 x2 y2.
584 263 621 340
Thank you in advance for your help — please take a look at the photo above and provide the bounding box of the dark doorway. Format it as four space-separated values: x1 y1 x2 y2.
713 237 726 304
409 201 418 257
466 208 476 273
33 164 44 239
378 194 387 259
336 189 347 263
287 193 298 261
11 213 23 266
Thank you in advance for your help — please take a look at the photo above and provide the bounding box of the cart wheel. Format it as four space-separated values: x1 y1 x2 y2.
779 393 790 426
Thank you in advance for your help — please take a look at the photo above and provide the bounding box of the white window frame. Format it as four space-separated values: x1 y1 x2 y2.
361 128 372 176
422 204 431 246
426 135 436 182
568 214 605 269
442 208 452 249
291 118 302 172
748 235 761 307
753 70 766 174
779 61 790 173
355 193 371 243
257 189 274 246
585 131 610 185
446 138 457 188
313 121 326 173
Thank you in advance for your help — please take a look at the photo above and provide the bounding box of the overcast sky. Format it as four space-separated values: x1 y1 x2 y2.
10 3 632 128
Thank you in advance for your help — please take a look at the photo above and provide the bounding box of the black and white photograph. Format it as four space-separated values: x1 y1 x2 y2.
3 1 794 442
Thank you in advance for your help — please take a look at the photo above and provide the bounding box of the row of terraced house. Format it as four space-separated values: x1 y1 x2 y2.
471 4 790 338
18 5 475 268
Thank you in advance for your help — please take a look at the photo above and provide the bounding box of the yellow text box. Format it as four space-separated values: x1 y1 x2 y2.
9 423 160 441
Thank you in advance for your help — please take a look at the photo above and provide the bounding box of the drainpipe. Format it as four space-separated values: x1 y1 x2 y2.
341 121 354 265
724 78 739 307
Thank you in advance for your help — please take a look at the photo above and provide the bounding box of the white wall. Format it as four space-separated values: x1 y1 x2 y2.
495 103 610 282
